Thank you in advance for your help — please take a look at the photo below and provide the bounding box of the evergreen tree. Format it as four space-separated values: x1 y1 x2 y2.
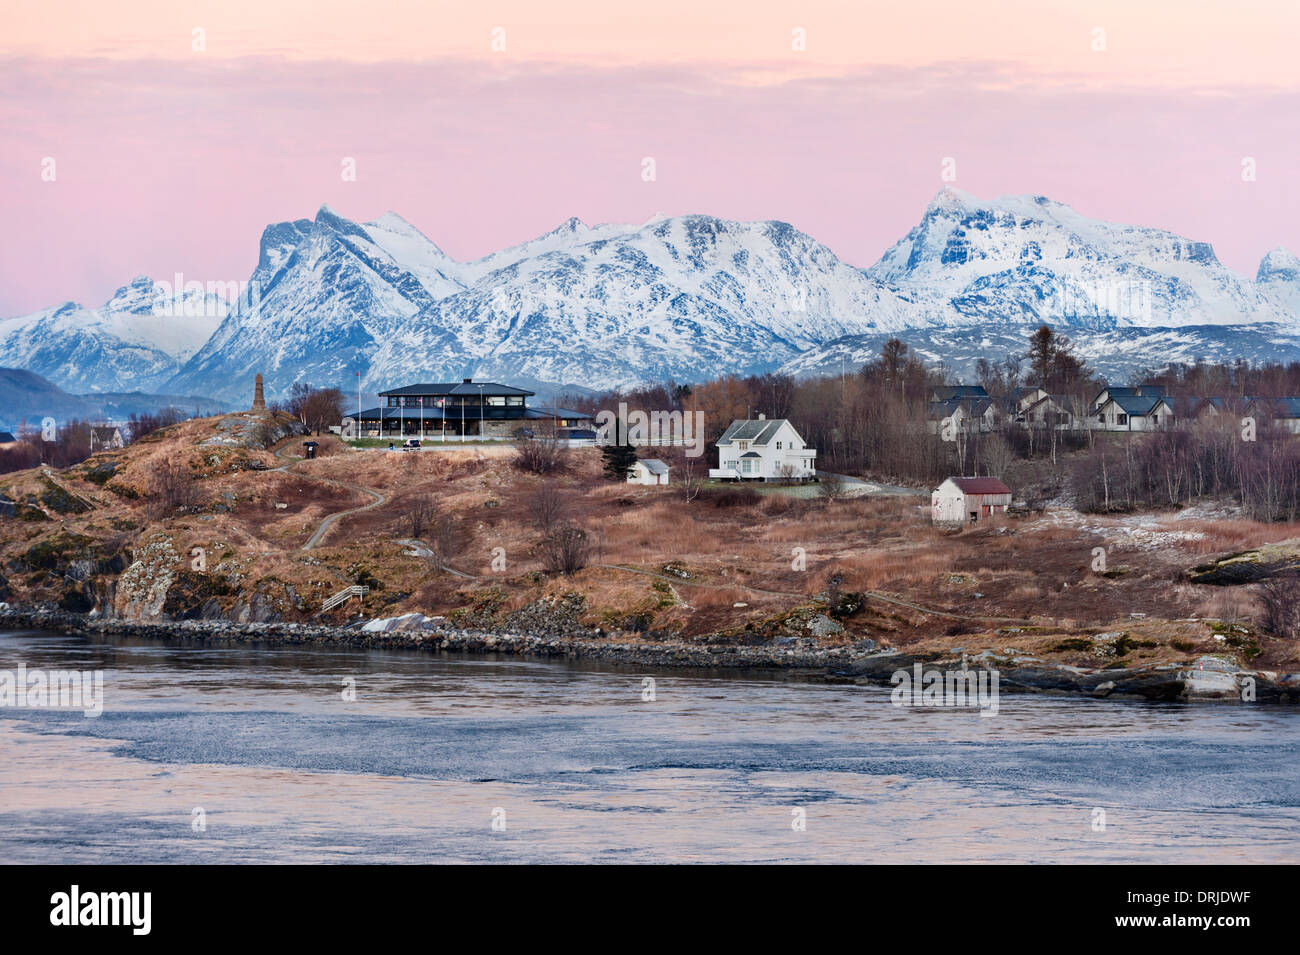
600 419 639 480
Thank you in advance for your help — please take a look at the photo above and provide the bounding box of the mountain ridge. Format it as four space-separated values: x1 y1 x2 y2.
5 192 1299 401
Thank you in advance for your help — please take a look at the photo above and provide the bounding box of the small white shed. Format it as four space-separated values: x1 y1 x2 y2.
628 458 671 486
932 476 1012 524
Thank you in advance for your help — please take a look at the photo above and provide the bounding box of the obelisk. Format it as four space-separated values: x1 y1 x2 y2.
252 373 267 412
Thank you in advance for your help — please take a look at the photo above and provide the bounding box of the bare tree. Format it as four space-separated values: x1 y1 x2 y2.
286 383 347 435
1257 572 1300 639
424 503 467 571
405 493 435 539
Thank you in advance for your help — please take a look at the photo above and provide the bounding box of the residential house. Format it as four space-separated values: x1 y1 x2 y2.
627 458 671 486
1244 397 1300 435
1023 394 1088 431
931 476 1013 524
90 425 125 452
928 395 1000 434
1092 394 1176 431
709 416 817 481
1009 386 1049 414
1091 383 1168 414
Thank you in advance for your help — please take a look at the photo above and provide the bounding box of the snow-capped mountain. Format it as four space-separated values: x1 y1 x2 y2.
167 205 948 402
1258 247 1300 316
8 190 1300 403
0 276 226 393
869 188 1292 328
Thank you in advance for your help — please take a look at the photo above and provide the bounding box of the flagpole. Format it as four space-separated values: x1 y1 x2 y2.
419 396 424 440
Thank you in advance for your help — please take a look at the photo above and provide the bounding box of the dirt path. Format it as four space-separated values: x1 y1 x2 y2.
273 443 388 550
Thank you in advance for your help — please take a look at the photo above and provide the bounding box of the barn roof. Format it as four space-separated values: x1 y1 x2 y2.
946 476 1012 495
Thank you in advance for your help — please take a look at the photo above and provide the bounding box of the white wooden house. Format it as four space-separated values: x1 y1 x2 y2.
709 416 816 481
931 476 1013 524
627 458 671 486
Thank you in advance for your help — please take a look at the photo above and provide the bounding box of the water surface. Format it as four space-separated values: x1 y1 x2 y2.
1 629 1296 863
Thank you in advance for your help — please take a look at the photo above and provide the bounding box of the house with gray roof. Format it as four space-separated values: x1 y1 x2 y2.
627 458 671 486
709 415 816 482
1092 393 1176 431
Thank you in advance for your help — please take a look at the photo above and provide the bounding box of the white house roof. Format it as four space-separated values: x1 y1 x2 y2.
638 458 670 475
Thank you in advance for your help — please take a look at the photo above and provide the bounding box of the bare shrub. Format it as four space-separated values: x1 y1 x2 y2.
150 459 200 517
817 472 846 501
528 482 569 535
707 486 760 508
540 523 591 575
1256 572 1300 639
514 432 564 475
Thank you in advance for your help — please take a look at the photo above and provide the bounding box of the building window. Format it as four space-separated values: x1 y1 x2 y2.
1118 414 1128 425
776 441 782 449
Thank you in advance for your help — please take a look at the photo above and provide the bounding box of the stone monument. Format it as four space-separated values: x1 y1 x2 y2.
252 373 267 412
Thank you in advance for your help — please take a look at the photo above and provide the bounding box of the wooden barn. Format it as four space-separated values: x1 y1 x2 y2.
931 476 1013 524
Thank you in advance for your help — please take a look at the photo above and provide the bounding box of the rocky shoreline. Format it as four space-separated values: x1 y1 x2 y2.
2 606 1297 704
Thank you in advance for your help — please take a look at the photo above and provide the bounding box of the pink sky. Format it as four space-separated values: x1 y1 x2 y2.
2 0 1298 316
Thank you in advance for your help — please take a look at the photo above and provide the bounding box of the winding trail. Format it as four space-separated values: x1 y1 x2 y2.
272 442 388 550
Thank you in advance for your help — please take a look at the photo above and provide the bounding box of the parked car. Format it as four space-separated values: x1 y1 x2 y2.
401 438 422 451
511 427 535 439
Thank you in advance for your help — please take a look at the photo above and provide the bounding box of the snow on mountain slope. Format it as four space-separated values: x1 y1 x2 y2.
1258 247 1300 316
869 188 1291 328
0 276 226 393
779 322 1300 386
166 205 458 403
168 210 945 401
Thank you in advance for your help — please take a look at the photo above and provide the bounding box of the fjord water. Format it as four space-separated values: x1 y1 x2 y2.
1 628 1296 864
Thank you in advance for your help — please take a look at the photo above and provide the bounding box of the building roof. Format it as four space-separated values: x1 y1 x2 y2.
1273 397 1300 418
944 476 1012 495
638 458 670 475
716 418 793 446
926 398 966 420
1104 394 1170 415
378 379 534 398
1094 383 1168 404
0 431 14 444
932 385 989 401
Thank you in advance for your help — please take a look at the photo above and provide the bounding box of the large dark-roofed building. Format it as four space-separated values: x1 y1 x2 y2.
348 378 592 438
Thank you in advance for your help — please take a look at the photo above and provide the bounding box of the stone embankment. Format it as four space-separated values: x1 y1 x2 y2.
2 607 1296 703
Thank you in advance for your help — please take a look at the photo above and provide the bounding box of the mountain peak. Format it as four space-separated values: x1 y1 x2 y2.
1259 246 1300 285
926 186 978 214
